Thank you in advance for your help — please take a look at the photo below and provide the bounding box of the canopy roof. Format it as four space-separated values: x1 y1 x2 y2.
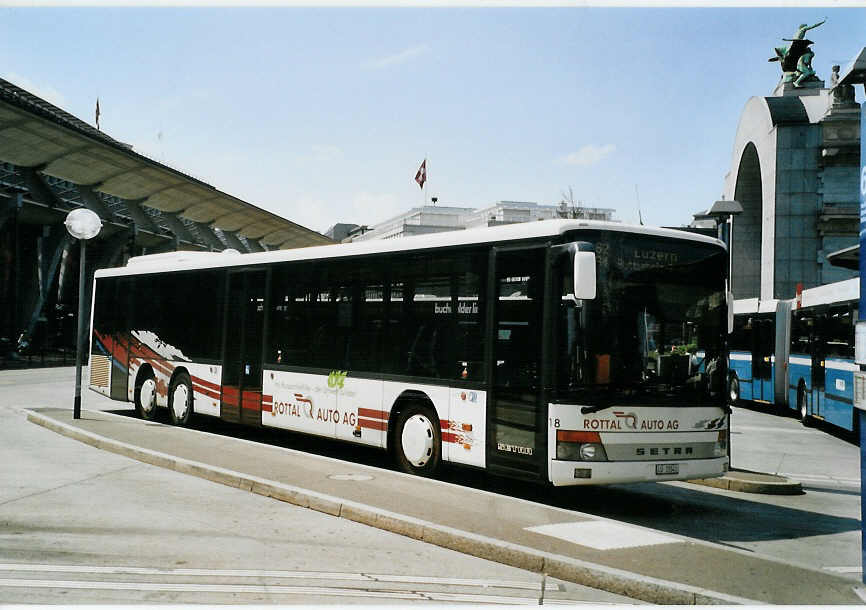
0 77 331 249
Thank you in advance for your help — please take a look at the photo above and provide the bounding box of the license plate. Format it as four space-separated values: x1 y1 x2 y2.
656 464 679 475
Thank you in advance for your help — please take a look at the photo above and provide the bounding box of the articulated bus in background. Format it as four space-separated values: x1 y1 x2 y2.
88 219 730 487
729 278 858 433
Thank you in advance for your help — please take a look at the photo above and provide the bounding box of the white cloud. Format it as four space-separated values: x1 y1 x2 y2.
561 144 616 167
2 72 66 108
363 44 429 70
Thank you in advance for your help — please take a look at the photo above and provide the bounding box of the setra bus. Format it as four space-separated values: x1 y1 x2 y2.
729 278 858 432
88 219 730 486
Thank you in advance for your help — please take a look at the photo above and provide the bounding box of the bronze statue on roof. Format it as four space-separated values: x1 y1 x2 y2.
768 19 825 87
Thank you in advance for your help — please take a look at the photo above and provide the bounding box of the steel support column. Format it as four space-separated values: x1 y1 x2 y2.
161 212 196 244
0 192 22 233
20 223 72 346
76 185 116 221
222 231 249 253
194 222 227 251
121 198 161 234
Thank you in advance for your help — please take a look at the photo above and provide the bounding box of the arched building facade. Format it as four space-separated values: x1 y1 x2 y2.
722 83 861 300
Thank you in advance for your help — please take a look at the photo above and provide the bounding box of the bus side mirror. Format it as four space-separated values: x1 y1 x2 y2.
727 291 734 334
574 252 597 300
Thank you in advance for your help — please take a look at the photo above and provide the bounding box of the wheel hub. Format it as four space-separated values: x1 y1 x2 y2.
172 384 189 419
401 414 435 467
140 378 156 414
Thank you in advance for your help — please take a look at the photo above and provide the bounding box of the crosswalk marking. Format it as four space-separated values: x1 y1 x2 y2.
525 521 678 550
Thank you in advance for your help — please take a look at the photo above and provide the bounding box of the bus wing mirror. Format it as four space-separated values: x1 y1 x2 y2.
727 291 734 334
574 252 597 300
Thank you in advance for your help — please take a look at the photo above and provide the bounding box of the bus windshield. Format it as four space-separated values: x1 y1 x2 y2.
556 231 727 406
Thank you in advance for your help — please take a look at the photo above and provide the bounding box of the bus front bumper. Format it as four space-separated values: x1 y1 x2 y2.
549 456 729 486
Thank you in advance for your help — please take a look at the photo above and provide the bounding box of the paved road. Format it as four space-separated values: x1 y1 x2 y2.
0 368 636 604
2 367 864 602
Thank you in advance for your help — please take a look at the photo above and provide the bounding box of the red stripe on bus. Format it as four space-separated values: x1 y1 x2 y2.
191 376 221 392
359 418 387 431
442 432 459 444
358 408 387 420
439 420 451 430
193 385 220 401
262 402 273 413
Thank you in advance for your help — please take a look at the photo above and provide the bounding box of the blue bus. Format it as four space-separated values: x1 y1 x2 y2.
729 278 858 432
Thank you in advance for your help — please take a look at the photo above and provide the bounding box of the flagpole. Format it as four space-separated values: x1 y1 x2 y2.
424 155 428 206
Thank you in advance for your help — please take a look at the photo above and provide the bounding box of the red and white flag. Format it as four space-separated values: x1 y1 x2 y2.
414 159 426 189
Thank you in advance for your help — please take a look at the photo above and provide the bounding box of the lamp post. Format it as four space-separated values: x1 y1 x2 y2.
64 208 102 420
705 200 742 469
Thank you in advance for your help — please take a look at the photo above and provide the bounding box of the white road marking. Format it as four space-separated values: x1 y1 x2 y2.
0 578 424 600
525 521 678 550
824 566 862 573
0 562 558 591
0 577 591 605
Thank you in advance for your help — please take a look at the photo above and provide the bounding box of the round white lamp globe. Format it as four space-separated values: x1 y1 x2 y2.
64 208 102 240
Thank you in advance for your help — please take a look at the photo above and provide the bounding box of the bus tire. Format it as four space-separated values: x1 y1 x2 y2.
393 404 441 477
169 371 194 427
797 384 811 426
134 369 158 421
728 375 740 404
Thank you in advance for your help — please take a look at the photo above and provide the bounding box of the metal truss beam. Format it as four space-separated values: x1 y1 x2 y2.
221 231 249 253
76 184 116 221
246 238 265 253
194 222 227 251
22 167 63 209
161 212 195 244
122 198 161 234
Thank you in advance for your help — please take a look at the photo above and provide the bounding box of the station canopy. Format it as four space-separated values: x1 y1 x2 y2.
0 77 332 250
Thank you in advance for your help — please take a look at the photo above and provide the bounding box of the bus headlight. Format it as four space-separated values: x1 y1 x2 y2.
715 429 728 456
556 430 608 462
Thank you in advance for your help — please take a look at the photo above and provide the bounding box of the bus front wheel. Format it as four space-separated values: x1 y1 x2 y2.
135 371 158 421
169 371 194 427
797 385 811 426
728 376 740 404
394 405 441 477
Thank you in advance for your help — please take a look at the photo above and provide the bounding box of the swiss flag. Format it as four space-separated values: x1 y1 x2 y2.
414 159 426 189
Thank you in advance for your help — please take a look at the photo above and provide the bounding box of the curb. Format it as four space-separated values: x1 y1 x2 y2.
26 409 763 606
689 472 803 495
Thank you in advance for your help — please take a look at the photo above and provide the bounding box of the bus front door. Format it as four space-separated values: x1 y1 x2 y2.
221 269 267 425
751 316 774 403
486 246 547 480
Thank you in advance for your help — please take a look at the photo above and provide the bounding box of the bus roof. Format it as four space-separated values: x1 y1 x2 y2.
95 218 726 278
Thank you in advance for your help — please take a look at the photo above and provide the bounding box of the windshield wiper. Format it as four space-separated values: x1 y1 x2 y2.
580 403 614 415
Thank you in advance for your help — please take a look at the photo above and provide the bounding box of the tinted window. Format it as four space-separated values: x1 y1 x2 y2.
128 270 225 361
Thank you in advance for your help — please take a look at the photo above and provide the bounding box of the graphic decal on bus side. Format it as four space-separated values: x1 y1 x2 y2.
91 329 222 414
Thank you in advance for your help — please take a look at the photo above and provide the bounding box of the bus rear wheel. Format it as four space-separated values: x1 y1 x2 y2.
394 405 441 477
169 372 194 426
135 371 158 421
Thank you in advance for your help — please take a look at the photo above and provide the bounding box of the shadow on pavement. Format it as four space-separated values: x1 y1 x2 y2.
108 408 861 546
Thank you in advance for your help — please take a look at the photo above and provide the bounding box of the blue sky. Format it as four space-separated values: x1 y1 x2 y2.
1 5 863 234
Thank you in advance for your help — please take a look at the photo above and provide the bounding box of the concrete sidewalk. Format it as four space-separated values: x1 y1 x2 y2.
26 407 864 605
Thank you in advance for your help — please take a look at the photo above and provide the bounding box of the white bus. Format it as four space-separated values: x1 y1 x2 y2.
88 219 730 486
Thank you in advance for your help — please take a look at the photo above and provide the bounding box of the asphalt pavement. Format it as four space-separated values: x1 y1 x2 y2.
4 367 866 604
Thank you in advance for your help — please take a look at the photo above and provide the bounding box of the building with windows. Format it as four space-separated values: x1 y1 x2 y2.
347 200 617 242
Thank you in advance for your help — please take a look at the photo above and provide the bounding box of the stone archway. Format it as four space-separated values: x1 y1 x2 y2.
731 143 763 299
